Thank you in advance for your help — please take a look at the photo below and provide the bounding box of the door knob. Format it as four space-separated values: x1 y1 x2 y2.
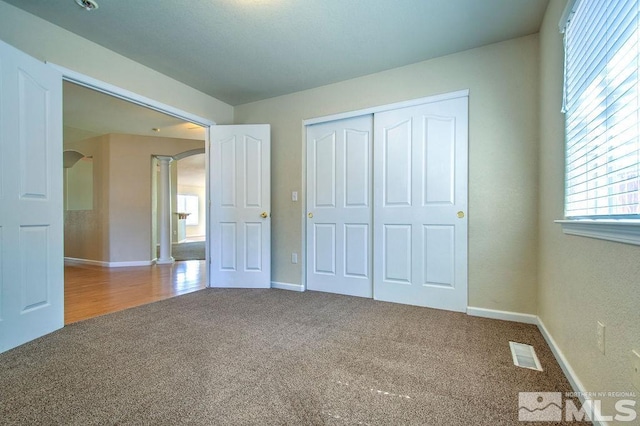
308 212 313 218
260 212 268 218
457 211 465 218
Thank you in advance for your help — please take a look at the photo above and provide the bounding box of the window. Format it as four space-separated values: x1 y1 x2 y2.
558 0 640 245
177 194 199 226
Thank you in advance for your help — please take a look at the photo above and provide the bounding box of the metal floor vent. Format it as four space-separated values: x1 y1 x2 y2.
509 341 543 371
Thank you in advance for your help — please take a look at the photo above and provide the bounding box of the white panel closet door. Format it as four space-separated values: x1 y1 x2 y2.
210 125 271 288
373 97 468 312
306 115 373 298
0 40 64 353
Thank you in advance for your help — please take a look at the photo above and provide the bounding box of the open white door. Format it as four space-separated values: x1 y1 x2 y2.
210 125 271 288
373 97 468 312
0 40 64 353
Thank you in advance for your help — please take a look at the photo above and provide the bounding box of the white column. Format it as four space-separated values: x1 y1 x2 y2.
156 156 174 264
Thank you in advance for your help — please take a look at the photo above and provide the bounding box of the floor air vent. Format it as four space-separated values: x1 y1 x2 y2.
509 341 543 371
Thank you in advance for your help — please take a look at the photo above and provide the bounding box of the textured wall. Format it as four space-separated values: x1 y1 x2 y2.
64 135 110 262
538 0 640 414
235 35 540 313
107 134 204 263
0 1 233 125
64 134 203 263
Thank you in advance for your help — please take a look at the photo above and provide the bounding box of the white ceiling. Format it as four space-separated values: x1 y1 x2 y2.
64 82 206 188
64 82 206 143
2 0 549 106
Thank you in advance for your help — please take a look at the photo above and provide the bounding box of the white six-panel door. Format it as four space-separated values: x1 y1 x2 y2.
373 97 468 312
210 125 271 288
0 40 64 353
306 115 373 298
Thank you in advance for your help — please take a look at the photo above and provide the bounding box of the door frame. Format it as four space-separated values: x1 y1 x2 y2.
47 63 216 285
300 89 469 292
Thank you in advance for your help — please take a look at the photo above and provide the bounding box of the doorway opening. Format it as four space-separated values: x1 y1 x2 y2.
62 80 209 324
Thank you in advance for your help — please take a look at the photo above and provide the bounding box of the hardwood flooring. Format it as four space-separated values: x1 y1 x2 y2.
64 260 207 324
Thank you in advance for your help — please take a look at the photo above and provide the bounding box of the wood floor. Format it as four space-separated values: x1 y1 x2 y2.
64 260 207 324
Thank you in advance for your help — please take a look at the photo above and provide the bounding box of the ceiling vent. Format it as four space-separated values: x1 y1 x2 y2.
509 341 543 371
75 0 99 11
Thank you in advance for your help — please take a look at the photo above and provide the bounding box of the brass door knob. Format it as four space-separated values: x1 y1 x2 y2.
260 212 268 218
308 212 313 218
457 211 465 218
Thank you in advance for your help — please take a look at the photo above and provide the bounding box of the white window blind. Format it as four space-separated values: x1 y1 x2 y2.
563 0 640 218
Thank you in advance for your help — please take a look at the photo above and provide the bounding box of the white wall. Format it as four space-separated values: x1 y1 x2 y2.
0 1 233 125
538 0 640 414
235 35 540 313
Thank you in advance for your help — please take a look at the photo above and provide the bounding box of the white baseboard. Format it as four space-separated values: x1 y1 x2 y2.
535 318 607 425
271 281 304 292
467 306 605 425
64 257 155 268
466 306 538 324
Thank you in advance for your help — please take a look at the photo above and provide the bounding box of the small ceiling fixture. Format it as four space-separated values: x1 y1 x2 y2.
75 0 99 11
152 128 160 132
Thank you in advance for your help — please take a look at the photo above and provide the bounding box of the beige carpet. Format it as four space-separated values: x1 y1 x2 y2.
0 289 586 425
156 241 205 261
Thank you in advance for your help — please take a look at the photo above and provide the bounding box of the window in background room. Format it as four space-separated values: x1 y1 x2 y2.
177 194 199 226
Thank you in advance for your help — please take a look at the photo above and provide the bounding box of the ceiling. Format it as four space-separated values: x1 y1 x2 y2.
3 0 549 106
64 82 206 189
64 82 205 143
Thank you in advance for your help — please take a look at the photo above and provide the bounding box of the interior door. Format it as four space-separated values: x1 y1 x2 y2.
210 125 271 288
373 96 468 312
0 40 64 353
306 115 373 297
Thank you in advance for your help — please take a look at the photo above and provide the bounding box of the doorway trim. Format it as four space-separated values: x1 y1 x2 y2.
300 89 469 292
49 63 216 284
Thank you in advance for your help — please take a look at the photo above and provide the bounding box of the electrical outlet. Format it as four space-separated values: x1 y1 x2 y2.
291 253 298 264
632 350 640 391
596 321 606 354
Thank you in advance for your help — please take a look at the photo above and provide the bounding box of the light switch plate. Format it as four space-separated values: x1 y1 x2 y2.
632 350 640 391
596 321 605 354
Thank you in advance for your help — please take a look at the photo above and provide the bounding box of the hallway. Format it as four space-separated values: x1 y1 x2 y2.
64 260 206 324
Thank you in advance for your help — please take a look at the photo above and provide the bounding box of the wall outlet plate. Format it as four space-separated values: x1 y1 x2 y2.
596 321 605 354
632 350 640 391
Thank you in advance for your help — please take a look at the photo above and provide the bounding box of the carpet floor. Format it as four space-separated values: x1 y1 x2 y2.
0 289 586 425
157 241 205 261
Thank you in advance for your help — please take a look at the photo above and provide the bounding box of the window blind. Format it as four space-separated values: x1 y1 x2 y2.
563 0 640 218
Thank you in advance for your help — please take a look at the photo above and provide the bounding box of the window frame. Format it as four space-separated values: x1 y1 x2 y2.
177 194 199 226
556 0 640 246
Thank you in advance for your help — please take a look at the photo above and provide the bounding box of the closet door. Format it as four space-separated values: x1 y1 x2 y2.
306 115 373 297
373 97 468 312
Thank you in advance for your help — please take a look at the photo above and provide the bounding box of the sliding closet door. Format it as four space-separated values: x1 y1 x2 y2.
306 115 373 297
373 97 468 312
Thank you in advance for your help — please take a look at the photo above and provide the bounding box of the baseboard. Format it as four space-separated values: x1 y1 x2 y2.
466 306 538 324
64 257 155 268
535 318 607 425
468 307 605 424
271 281 304 292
